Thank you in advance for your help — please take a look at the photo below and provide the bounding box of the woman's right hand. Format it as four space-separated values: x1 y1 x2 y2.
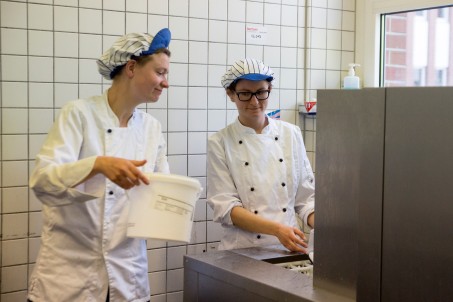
94 156 150 189
275 224 308 253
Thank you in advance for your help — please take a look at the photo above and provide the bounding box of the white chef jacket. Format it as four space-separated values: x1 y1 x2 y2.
28 91 169 302
207 117 315 250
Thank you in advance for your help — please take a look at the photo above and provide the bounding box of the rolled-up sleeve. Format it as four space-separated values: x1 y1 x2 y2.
30 102 101 206
207 134 242 226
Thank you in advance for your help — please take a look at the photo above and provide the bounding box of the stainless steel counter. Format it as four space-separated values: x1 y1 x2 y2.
184 245 353 302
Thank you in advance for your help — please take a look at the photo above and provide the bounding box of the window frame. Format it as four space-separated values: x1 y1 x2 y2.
356 0 452 87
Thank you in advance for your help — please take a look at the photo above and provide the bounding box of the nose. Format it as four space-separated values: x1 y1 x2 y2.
249 94 260 104
161 78 169 89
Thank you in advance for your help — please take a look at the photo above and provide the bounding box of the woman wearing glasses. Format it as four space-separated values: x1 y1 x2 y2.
207 58 315 253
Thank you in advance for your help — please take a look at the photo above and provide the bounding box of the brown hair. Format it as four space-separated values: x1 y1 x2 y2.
131 48 171 65
111 48 171 79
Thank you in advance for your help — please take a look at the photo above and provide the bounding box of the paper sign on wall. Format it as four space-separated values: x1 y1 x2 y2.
246 26 267 44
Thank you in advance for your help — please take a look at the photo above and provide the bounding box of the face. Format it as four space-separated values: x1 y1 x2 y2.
227 79 272 122
130 52 170 103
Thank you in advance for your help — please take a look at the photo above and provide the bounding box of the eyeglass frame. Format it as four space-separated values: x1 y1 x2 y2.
234 90 271 102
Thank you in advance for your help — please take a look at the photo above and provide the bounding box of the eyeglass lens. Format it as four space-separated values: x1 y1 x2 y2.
236 90 270 101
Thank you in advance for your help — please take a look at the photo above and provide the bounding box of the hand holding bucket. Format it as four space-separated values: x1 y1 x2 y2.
126 173 203 243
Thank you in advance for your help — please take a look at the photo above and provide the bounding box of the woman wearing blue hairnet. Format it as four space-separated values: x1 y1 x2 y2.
207 58 315 253
27 29 172 302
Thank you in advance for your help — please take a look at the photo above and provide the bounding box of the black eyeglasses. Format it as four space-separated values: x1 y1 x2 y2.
235 90 271 102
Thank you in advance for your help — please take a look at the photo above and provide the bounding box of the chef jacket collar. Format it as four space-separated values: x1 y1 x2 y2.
103 90 139 128
233 115 279 136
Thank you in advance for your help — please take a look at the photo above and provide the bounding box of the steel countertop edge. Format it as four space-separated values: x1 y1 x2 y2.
184 245 354 302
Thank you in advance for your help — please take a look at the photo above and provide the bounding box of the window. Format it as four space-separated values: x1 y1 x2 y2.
380 6 453 87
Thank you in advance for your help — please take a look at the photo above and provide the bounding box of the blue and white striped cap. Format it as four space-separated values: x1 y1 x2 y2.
221 58 274 88
97 28 171 80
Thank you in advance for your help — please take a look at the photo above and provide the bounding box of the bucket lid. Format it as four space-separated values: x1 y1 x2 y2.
147 173 201 190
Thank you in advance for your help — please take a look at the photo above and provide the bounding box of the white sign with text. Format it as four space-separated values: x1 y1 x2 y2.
246 26 267 44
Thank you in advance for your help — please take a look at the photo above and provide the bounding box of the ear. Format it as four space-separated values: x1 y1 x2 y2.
226 88 236 102
124 60 138 78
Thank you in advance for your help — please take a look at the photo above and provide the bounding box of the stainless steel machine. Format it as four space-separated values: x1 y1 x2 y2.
315 87 453 301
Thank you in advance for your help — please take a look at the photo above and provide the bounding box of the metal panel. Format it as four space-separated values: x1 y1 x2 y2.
184 250 354 302
315 89 386 301
183 266 199 301
382 87 453 302
198 274 276 302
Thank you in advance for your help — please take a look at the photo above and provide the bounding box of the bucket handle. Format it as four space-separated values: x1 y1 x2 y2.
196 187 203 200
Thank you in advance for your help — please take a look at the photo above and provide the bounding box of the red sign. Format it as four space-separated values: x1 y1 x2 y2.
305 101 316 112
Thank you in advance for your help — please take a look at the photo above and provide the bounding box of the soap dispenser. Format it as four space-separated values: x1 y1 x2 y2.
343 63 360 89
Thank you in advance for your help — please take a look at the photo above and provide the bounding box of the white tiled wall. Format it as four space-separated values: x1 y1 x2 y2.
0 0 354 301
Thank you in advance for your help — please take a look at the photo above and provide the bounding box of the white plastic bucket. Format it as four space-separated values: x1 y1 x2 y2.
126 173 202 243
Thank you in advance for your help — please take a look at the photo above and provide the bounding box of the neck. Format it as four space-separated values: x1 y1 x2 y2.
239 114 268 134
107 84 135 127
